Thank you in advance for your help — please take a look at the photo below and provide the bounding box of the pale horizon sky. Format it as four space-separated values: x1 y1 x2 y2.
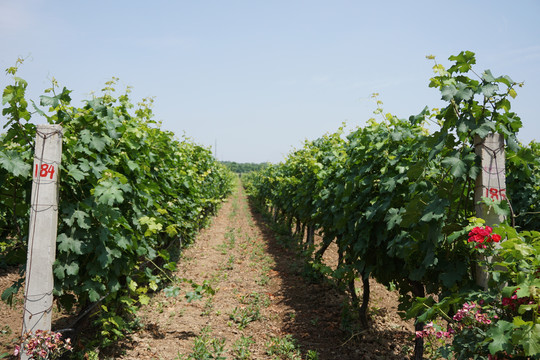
1 1 539 163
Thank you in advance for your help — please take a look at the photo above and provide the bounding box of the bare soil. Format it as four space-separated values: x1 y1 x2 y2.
1 181 415 359
0 267 23 358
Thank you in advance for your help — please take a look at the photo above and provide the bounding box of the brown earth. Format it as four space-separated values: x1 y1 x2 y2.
1 181 415 359
0 266 23 358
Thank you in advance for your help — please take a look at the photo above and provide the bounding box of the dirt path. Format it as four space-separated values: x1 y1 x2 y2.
1 180 414 359
112 181 413 359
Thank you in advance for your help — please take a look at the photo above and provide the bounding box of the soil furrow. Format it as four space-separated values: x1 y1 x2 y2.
114 180 413 359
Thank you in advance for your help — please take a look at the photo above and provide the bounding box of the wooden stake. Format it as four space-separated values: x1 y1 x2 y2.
21 125 62 351
474 133 506 289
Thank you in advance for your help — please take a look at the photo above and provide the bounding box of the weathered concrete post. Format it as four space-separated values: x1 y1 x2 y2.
474 133 506 289
21 125 62 355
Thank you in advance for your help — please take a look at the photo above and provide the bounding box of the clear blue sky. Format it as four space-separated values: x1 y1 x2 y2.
1 0 539 163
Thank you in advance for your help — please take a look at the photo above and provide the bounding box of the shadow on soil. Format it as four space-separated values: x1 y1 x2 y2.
247 200 412 360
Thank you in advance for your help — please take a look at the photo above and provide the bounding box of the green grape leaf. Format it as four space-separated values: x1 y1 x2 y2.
385 207 402 230
54 264 66 280
66 164 87 181
487 320 514 354
65 262 79 276
90 135 107 152
520 324 540 356
88 289 100 302
420 198 448 222
71 209 91 229
163 286 180 298
472 121 496 139
93 180 126 205
97 246 113 267
481 83 499 97
0 150 31 177
455 82 473 101
138 294 150 305
116 236 131 250
441 155 467 178
40 95 59 108
57 233 83 254
482 70 496 82
441 85 457 101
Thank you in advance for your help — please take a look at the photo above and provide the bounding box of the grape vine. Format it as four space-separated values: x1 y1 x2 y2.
1 60 234 346
245 51 540 358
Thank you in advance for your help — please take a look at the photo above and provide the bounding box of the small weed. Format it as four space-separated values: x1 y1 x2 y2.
265 335 320 360
232 335 254 360
250 242 264 254
288 311 296 320
240 292 270 308
400 344 413 358
368 306 384 316
201 297 214 316
156 301 164 313
209 271 226 286
176 326 226 360
239 240 248 250
181 254 194 262
260 263 271 273
226 255 236 270
265 335 302 360
256 274 270 286
225 228 237 246
215 243 229 255
217 228 238 253
229 201 239 219
83 350 100 360
229 305 261 329
260 253 273 263
0 325 12 335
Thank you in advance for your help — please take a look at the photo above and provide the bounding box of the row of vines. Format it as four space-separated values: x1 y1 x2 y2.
245 52 540 359
1 60 234 350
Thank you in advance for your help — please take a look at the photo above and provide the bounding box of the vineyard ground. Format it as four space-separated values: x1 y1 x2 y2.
0 181 414 359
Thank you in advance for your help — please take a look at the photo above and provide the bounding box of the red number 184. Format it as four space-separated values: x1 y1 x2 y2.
35 164 55 179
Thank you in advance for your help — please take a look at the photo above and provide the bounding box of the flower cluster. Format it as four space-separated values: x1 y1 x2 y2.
452 302 494 330
501 289 534 312
415 321 455 339
468 226 502 249
415 302 495 340
14 330 72 360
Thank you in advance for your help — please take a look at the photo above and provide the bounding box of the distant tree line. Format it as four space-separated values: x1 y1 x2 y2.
221 161 270 174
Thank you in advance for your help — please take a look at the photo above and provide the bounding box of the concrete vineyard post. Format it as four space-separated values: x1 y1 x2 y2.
21 125 63 357
474 133 506 289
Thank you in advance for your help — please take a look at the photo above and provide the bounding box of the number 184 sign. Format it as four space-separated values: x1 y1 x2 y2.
34 163 56 179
